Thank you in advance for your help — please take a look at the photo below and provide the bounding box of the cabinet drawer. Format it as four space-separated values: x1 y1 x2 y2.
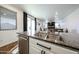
50 44 78 54
29 38 54 53
29 38 51 50
29 46 41 54
30 38 51 47
36 40 78 54
29 37 78 54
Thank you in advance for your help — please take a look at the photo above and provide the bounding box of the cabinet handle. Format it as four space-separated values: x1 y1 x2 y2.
43 51 45 54
37 43 51 50
41 50 45 54
41 50 43 54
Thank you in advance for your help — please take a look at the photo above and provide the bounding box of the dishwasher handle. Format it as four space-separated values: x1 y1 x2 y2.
19 37 27 40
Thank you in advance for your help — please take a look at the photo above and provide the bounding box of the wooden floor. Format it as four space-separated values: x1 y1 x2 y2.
0 41 18 54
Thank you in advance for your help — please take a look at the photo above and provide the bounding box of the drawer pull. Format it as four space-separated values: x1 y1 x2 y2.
37 43 51 50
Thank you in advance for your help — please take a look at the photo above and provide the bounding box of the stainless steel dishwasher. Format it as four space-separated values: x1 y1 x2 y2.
18 34 29 54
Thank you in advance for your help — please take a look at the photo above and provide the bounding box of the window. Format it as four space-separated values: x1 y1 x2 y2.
27 15 35 35
0 6 17 30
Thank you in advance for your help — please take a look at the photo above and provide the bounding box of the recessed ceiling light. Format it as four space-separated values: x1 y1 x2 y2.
55 11 58 16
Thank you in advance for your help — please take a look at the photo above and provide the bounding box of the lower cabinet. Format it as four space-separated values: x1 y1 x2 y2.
29 37 55 54
29 43 52 54
29 37 78 54
29 46 41 54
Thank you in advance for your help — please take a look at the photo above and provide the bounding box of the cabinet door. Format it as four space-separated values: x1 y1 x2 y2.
29 46 41 54
29 37 53 54
29 37 78 54
50 44 78 54
29 38 41 54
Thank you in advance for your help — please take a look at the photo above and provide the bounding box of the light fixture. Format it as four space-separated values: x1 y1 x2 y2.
55 11 58 21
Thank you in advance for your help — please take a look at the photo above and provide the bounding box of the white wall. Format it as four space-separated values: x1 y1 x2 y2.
59 8 79 49
0 5 23 47
62 8 79 33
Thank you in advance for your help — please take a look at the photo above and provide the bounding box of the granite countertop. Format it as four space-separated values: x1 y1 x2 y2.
17 32 79 52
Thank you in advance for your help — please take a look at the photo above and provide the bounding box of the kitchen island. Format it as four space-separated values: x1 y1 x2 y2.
17 32 79 54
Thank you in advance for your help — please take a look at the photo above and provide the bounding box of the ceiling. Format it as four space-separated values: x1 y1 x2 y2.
11 4 79 20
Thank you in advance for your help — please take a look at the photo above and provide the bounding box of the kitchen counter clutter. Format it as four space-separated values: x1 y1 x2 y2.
17 32 79 54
